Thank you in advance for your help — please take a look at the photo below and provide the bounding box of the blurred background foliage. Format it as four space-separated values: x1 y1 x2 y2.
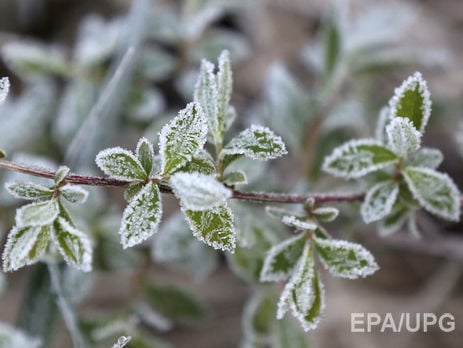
0 0 462 347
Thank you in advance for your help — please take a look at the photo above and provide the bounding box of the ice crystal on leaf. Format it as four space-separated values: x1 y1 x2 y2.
119 182 162 249
0 77 10 104
176 150 216 175
312 207 339 222
95 147 147 181
223 170 247 185
16 199 59 227
54 165 70 184
135 137 155 176
388 71 431 133
322 139 398 179
222 125 287 160
403 166 460 221
159 102 208 175
183 204 235 252
386 117 421 156
407 147 443 169
281 216 317 231
313 237 379 279
361 180 399 224
3 225 51 272
171 172 231 211
59 185 89 204
5 182 53 200
260 233 307 282
52 217 92 272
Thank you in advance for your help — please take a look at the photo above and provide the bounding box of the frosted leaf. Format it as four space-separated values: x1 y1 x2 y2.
277 243 325 331
403 166 460 221
2 225 51 272
112 335 131 348
183 203 235 252
222 125 287 160
322 139 399 179
159 102 208 175
54 165 70 184
16 199 59 226
171 172 231 211
216 50 233 137
386 117 421 156
388 72 432 133
242 291 276 344
281 216 317 231
378 206 409 236
5 182 53 200
177 149 216 175
361 181 399 224
312 207 339 222
52 217 92 272
60 185 89 204
95 147 147 181
266 206 304 221
0 77 10 104
314 237 379 279
136 137 155 176
223 170 247 185
0 323 41 348
119 182 162 249
375 106 390 143
260 233 307 282
407 147 443 169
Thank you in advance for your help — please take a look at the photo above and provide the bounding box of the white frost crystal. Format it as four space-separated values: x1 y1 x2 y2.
386 117 421 156
281 216 317 231
60 185 89 204
0 77 10 104
361 181 399 224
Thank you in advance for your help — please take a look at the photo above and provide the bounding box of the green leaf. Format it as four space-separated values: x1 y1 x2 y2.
16 200 59 226
145 283 207 323
361 181 399 223
322 139 399 179
277 242 325 331
312 207 339 222
2 225 51 272
222 125 287 160
59 185 88 204
159 102 208 175
54 166 70 185
260 233 307 282
171 172 231 211
52 217 92 272
242 291 276 344
95 147 147 181
183 204 235 252
386 117 421 156
223 170 247 185
407 147 443 169
388 72 431 133
313 237 379 279
0 76 10 104
5 182 54 200
136 137 155 176
176 150 216 175
403 166 460 221
119 182 162 249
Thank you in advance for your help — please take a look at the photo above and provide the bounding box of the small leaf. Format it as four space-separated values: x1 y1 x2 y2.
54 165 70 184
171 172 231 211
216 50 233 138
16 199 59 226
2 225 51 272
313 237 379 279
242 290 276 344
260 233 307 282
222 125 287 160
176 150 216 175
95 147 147 181
52 217 92 272
407 147 443 169
322 139 399 179
223 170 247 185
183 204 235 252
361 181 399 224
136 137 155 176
277 243 325 331
5 182 54 200
386 117 421 156
119 182 162 249
281 216 317 231
0 77 10 104
388 71 431 133
378 205 409 236
312 207 339 222
159 102 208 174
145 282 207 323
403 166 460 221
59 185 89 204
